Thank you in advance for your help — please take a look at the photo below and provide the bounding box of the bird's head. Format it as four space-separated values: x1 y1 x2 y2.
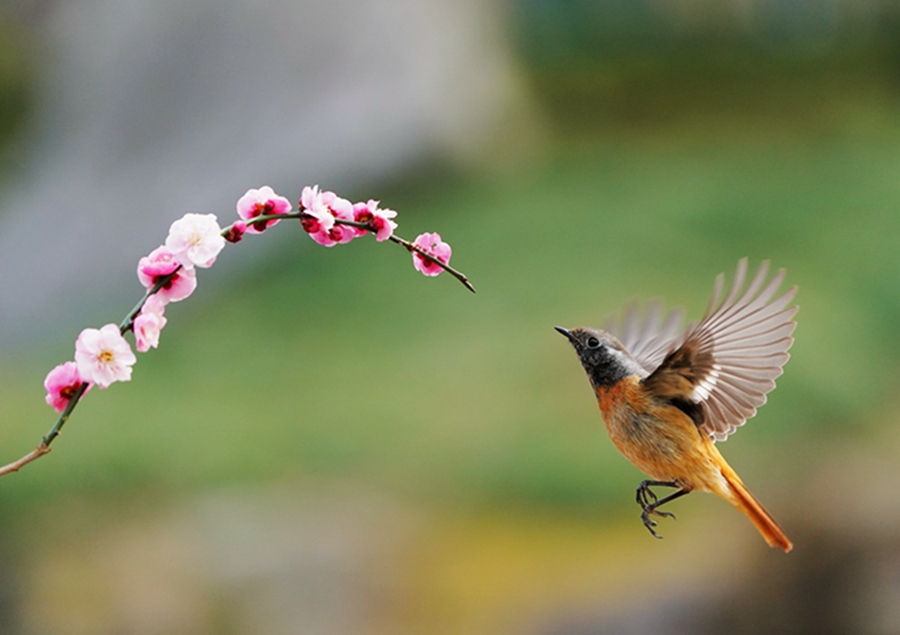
555 326 644 389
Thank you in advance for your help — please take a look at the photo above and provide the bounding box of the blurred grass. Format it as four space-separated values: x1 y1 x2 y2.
1 10 899 634
1 16 900 527
2 83 900 520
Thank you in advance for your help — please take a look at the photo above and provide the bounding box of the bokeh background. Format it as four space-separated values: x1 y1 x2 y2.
0 0 899 633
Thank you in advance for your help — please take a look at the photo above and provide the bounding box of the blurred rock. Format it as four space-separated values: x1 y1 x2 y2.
0 0 537 348
15 448 900 635
531 436 900 635
19 483 419 635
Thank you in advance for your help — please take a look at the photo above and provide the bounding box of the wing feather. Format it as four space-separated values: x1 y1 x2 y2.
644 259 797 442
604 299 684 374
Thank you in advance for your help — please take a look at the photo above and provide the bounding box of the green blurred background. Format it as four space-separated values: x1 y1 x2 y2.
1 1 900 634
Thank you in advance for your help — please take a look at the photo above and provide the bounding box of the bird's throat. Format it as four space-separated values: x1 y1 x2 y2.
584 360 631 390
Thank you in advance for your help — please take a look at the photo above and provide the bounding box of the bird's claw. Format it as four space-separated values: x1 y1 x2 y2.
635 480 682 539
635 481 659 507
641 510 663 539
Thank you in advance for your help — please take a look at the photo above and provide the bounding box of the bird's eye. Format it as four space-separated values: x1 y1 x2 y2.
587 337 600 348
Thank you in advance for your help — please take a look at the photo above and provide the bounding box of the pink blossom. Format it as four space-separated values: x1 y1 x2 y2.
74 324 137 388
133 295 167 353
236 186 292 234
223 221 247 243
352 200 397 242
44 361 92 412
298 185 335 234
412 232 452 276
306 191 356 247
165 213 226 269
137 246 197 303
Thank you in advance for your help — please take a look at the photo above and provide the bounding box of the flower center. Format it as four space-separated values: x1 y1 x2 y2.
60 384 80 399
98 350 115 364
300 215 320 233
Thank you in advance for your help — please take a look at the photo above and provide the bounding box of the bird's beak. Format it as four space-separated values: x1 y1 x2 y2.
554 326 574 342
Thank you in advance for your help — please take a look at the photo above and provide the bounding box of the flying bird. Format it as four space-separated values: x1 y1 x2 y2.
556 259 796 552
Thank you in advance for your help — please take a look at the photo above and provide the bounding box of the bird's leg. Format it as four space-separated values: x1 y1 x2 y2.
635 481 688 539
635 480 676 508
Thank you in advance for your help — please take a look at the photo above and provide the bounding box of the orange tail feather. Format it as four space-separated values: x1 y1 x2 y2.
720 465 792 552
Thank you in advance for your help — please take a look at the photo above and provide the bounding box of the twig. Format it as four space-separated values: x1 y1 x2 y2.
41 381 89 447
387 233 475 293
0 272 178 478
119 269 181 334
0 445 51 477
235 212 475 292
1 204 473 478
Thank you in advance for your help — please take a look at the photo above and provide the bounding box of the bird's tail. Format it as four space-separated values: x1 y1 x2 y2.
719 462 792 552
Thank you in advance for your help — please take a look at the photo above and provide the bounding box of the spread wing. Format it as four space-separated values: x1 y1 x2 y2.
604 299 684 374
643 259 798 442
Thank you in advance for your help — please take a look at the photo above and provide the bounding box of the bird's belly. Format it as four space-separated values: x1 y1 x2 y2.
602 404 723 492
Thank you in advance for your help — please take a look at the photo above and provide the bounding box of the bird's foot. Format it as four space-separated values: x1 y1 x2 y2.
640 503 677 539
641 509 663 539
635 480 678 508
635 480 685 540
636 481 658 508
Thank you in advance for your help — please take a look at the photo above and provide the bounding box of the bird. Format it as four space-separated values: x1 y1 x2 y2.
556 259 796 552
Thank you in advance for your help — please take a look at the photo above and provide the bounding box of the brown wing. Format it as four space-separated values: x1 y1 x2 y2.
644 259 798 442
604 299 684 374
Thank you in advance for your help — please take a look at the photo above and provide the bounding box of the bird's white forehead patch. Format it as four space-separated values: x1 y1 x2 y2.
692 364 721 402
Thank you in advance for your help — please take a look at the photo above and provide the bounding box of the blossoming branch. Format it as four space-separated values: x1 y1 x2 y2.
0 185 472 478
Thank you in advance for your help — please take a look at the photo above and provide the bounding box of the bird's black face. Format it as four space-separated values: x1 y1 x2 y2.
555 326 635 388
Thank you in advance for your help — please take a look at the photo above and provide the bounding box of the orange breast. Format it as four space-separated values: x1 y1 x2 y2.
593 375 725 493
595 375 647 418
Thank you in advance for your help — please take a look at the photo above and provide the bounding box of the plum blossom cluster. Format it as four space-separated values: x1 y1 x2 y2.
234 185 402 248
38 185 467 428
43 212 227 412
232 185 454 279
